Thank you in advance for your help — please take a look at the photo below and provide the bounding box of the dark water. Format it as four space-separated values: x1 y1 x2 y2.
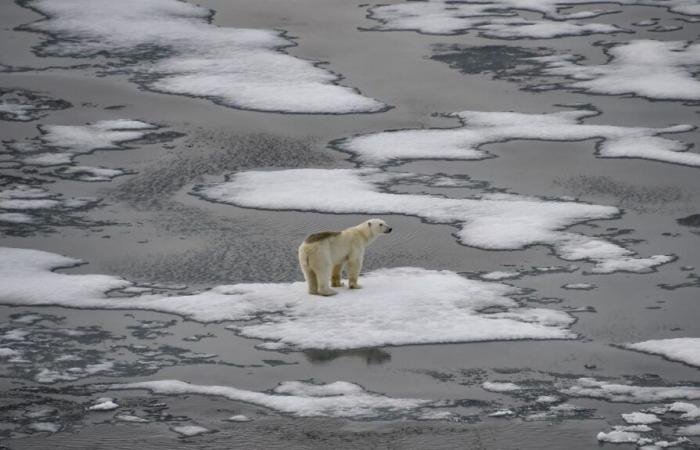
0 0 699 448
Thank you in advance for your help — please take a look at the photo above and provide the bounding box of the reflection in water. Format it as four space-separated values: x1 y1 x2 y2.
304 348 391 365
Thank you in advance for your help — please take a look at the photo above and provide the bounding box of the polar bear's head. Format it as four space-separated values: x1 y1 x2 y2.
365 218 392 236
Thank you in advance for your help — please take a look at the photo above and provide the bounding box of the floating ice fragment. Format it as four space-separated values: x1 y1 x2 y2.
677 423 700 435
563 378 700 403
533 40 700 102
195 168 672 273
336 109 698 167
115 414 149 423
21 0 385 114
171 425 212 437
596 429 641 443
480 271 520 281
110 379 436 419
562 283 596 290
225 414 252 422
0 247 576 350
482 381 524 393
623 338 700 368
89 398 119 411
622 412 660 424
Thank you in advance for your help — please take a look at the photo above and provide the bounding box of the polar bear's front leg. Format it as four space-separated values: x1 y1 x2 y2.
347 257 363 289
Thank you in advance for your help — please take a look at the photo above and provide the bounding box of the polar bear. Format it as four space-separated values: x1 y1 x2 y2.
298 218 392 296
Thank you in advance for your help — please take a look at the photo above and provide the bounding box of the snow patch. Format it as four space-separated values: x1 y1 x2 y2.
195 168 672 273
624 338 700 368
22 0 385 114
563 378 700 403
0 247 575 350
336 109 698 167
533 40 700 101
109 379 437 419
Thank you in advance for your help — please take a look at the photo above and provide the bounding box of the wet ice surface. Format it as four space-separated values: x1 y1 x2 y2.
16 0 386 114
0 88 70 121
337 108 699 167
195 168 673 273
1 0 700 448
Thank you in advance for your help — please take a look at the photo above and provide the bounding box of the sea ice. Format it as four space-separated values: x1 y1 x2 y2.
171 425 212 437
532 40 700 101
195 168 673 273
0 88 70 121
336 109 698 167
367 0 700 37
88 398 119 411
623 338 700 368
677 423 700 435
0 247 577 350
480 271 520 281
622 412 661 424
109 379 437 419
225 414 252 422
22 0 385 114
54 166 127 182
481 381 524 393
597 429 641 443
562 283 596 290
668 402 700 420
563 378 700 403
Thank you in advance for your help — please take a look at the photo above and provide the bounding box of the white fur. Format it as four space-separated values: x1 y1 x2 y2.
298 219 392 296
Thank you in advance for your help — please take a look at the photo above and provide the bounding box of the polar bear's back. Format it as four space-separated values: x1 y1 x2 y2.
304 231 341 244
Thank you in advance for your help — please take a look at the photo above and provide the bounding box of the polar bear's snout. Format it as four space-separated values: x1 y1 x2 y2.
384 226 392 233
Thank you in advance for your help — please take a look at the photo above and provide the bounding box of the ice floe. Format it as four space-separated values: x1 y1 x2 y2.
225 414 252 422
562 283 596 290
563 378 700 403
623 338 700 368
622 412 661 424
336 109 698 167
52 166 128 182
0 88 70 121
171 425 212 437
109 379 439 419
21 0 385 114
532 40 700 101
5 119 158 167
0 247 576 350
195 168 673 273
88 398 118 411
366 0 700 38
677 424 700 435
668 402 700 420
480 271 520 281
367 2 627 38
597 429 643 443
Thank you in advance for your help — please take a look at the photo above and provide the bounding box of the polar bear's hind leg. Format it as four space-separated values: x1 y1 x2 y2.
331 264 344 288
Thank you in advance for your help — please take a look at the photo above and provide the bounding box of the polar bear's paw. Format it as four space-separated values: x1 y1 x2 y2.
349 283 362 289
318 289 338 296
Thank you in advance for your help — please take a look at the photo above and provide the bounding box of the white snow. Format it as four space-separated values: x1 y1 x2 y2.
195 168 672 273
368 0 700 37
622 412 661 424
225 414 252 422
488 409 515 417
55 166 127 182
337 109 698 167
677 423 700 435
28 422 60 433
171 425 211 437
115 414 149 423
110 379 436 419
563 378 700 403
0 247 576 350
597 429 643 443
668 402 700 420
482 381 524 393
88 398 119 411
623 338 700 368
562 283 596 290
534 40 700 101
480 271 520 281
35 361 115 383
25 0 385 114
367 1 627 37
18 120 157 167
